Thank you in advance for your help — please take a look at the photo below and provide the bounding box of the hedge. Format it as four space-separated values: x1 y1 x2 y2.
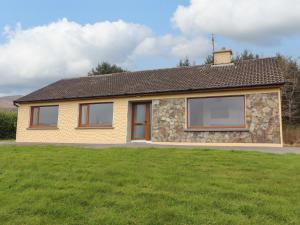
0 111 17 139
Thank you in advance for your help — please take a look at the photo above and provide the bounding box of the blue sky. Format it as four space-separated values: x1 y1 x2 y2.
0 0 299 96
0 0 186 36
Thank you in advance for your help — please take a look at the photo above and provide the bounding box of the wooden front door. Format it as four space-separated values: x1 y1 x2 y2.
131 102 151 140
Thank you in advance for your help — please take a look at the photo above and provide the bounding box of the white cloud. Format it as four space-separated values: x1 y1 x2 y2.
0 18 211 95
133 34 210 58
172 0 300 42
170 37 211 58
0 19 151 92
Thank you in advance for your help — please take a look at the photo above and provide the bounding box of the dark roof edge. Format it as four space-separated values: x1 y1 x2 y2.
14 83 284 105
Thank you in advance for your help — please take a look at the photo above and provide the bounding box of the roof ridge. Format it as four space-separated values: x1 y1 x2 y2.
61 64 208 81
62 57 278 81
234 56 277 63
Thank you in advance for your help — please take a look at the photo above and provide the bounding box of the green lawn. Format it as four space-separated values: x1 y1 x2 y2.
0 146 299 225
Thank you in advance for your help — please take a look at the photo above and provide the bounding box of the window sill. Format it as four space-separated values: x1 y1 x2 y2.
184 128 249 132
76 127 114 130
27 127 59 130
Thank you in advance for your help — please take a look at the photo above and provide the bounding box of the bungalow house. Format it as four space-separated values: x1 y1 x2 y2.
14 49 285 147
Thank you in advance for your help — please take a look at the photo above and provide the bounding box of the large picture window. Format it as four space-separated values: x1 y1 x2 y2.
188 96 245 129
30 105 59 128
79 103 113 127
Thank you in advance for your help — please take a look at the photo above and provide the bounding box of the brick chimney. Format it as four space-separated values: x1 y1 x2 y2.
213 47 232 65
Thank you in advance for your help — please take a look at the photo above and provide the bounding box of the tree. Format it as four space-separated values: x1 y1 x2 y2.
178 57 192 67
234 49 260 62
277 55 300 124
204 55 214 64
88 62 127 76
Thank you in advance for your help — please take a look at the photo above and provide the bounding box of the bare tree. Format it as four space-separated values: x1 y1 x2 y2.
204 55 213 64
178 57 192 67
278 55 300 124
234 49 259 62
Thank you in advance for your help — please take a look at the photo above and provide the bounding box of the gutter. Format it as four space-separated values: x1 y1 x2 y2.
13 101 20 107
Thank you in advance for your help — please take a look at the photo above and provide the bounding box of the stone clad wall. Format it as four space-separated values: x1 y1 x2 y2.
151 92 281 144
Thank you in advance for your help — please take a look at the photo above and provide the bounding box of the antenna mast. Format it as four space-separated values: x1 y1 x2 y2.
211 33 215 52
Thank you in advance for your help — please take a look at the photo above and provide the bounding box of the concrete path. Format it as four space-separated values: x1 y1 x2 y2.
1 141 300 154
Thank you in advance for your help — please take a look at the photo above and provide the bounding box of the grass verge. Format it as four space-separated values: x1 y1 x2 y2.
0 145 299 225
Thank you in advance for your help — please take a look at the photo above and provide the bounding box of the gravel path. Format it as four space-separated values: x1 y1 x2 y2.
1 141 300 154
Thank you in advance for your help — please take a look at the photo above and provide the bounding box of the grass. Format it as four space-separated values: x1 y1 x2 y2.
0 145 299 225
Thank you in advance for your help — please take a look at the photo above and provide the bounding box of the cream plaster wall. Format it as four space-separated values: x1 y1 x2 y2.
16 98 128 144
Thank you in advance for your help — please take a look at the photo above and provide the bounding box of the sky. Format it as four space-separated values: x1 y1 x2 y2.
0 0 300 96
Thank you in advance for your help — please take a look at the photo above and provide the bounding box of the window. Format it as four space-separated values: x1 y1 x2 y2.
79 103 113 127
187 96 245 128
30 106 59 128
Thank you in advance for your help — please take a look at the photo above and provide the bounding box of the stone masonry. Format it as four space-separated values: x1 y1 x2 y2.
151 92 281 144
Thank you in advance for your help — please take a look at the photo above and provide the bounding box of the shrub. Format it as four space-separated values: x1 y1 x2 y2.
0 111 17 139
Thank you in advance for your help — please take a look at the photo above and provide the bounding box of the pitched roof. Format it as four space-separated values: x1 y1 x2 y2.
15 57 284 104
